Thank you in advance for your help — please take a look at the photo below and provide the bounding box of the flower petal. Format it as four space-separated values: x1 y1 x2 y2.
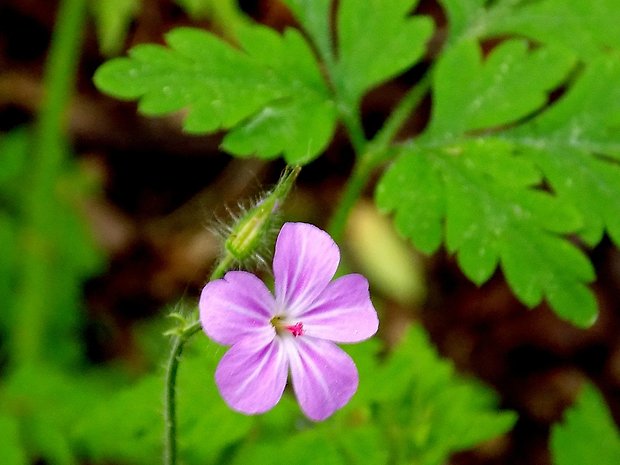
215 330 288 415
273 222 340 314
285 336 358 421
200 271 275 345
297 274 379 343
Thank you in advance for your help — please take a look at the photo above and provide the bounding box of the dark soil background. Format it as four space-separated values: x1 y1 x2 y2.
1 1 619 464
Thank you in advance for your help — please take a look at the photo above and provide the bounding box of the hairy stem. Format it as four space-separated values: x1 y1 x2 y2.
328 74 432 242
162 256 232 465
163 321 202 465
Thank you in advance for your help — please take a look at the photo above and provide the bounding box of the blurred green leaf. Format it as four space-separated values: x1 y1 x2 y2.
486 0 620 60
175 0 214 18
551 383 620 465
372 325 517 465
175 0 251 40
282 0 332 61
0 413 27 465
74 375 162 463
75 335 253 465
0 128 28 187
0 128 102 365
233 428 345 465
436 0 486 42
0 213 16 337
90 0 140 56
0 364 110 465
94 25 337 164
335 0 434 107
439 0 620 61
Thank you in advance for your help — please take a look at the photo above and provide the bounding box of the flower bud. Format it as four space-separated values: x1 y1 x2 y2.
224 166 300 262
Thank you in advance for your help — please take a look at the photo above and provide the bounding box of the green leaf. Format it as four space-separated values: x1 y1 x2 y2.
75 335 253 465
439 0 620 61
94 25 336 164
0 128 102 365
75 375 162 464
336 425 389 465
551 383 620 465
282 0 332 61
375 143 445 255
233 428 345 465
372 325 517 465
486 0 620 61
0 213 17 333
90 0 140 56
336 0 434 106
428 39 576 137
174 0 251 40
377 138 598 327
378 34 614 326
0 414 27 465
0 128 28 187
1 364 109 465
504 56 620 246
436 0 486 42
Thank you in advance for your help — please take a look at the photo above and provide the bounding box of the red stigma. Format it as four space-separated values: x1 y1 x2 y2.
285 322 304 337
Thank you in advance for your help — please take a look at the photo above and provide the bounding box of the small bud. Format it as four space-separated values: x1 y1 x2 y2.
224 166 300 262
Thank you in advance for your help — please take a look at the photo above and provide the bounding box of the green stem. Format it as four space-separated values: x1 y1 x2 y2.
338 102 368 154
327 154 374 242
162 253 233 465
328 73 432 241
372 73 431 149
209 253 235 282
13 0 87 364
163 321 202 465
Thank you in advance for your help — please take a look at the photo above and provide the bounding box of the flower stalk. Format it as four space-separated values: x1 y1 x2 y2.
162 166 300 465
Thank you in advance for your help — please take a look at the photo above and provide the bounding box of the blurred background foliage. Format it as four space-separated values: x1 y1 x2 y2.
0 1 619 465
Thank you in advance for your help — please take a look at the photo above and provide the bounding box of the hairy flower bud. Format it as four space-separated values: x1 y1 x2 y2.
224 166 300 262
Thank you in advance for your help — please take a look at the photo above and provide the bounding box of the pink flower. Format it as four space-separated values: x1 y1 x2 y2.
200 222 379 421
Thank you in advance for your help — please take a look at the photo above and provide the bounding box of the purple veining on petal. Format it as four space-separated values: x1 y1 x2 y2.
297 274 379 343
200 271 275 345
215 330 288 415
286 336 359 421
273 223 340 314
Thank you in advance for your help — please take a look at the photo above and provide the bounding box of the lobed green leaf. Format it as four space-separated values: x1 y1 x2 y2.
428 39 576 137
336 0 434 107
486 0 620 61
504 56 620 247
377 138 598 327
94 25 337 164
439 0 620 61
